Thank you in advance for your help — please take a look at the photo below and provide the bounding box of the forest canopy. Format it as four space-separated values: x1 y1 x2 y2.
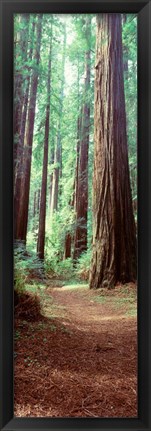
14 13 137 289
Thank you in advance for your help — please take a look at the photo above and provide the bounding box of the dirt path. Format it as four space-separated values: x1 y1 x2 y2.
14 283 137 418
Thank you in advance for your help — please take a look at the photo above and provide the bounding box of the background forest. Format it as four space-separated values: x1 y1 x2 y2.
14 14 137 418
14 13 137 285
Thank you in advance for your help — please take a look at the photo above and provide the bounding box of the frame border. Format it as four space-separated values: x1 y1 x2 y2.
0 1 151 430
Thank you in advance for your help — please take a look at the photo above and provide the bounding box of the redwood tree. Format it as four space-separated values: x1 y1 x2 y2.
64 232 72 259
14 14 30 178
37 24 52 260
89 14 136 289
14 16 35 240
73 16 91 260
17 14 43 242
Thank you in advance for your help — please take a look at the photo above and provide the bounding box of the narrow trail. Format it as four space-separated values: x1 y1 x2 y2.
14 283 137 418
48 284 134 330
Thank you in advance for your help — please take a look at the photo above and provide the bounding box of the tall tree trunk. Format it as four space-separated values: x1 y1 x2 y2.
14 14 30 178
50 24 66 215
64 232 72 259
16 14 43 242
37 25 52 260
74 113 82 213
89 14 136 289
14 16 36 240
19 17 36 157
73 16 91 260
64 188 75 260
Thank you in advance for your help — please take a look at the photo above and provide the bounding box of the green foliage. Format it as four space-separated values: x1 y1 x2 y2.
75 248 92 281
15 246 43 272
14 266 26 294
56 258 74 279
45 255 74 280
122 15 137 219
14 244 44 292
14 246 27 293
45 208 75 258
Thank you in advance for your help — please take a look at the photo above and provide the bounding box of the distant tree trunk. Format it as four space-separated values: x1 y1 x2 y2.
64 188 75 260
16 14 43 243
50 24 66 215
37 25 52 260
74 55 81 213
73 16 91 260
74 114 82 213
49 136 55 210
89 14 136 289
64 232 72 259
14 16 35 240
14 14 30 178
50 133 60 213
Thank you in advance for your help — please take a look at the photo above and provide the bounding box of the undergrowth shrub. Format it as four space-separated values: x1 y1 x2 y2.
14 243 42 321
14 266 27 294
75 249 92 281
56 258 74 279
45 257 74 280
14 242 44 293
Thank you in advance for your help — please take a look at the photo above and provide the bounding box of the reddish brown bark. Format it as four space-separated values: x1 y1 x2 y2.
64 233 72 259
14 14 30 178
14 16 36 240
89 14 136 289
73 16 91 260
16 14 43 242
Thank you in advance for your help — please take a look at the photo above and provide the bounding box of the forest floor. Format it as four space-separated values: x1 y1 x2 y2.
14 280 137 418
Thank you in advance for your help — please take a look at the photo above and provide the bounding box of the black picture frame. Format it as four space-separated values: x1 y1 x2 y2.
0 1 151 430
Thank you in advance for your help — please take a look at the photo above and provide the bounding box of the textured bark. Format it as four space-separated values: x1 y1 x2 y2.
19 17 36 155
37 25 52 260
73 16 91 260
14 14 30 177
17 14 43 242
14 16 35 240
50 24 66 215
89 14 136 289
